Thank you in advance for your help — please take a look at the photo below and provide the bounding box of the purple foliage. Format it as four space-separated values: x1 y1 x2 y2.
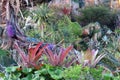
6 21 16 38
47 44 55 50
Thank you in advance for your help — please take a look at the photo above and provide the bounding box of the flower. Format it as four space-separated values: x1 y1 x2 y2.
47 44 55 50
61 7 71 15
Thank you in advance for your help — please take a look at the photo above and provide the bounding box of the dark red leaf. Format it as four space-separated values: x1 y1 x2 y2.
33 44 48 62
59 46 73 65
29 42 43 61
45 48 56 65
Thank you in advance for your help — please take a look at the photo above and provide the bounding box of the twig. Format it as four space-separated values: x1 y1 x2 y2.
19 9 24 19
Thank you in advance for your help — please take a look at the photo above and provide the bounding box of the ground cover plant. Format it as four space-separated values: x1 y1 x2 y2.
0 0 120 80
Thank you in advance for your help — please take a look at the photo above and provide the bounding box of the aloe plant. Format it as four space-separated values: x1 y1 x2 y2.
14 41 47 69
76 48 106 67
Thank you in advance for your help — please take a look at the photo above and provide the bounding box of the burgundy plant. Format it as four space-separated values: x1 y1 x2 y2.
45 45 76 67
14 41 47 69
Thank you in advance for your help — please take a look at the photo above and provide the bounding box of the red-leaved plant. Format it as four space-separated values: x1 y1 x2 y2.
45 46 76 67
14 41 47 69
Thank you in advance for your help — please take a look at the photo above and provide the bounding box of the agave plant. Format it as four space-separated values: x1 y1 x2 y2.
76 48 106 67
14 41 47 69
45 45 76 67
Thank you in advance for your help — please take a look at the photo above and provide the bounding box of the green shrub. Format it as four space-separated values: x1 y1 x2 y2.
1 64 119 80
0 49 15 67
63 65 106 80
78 6 117 30
1 64 64 80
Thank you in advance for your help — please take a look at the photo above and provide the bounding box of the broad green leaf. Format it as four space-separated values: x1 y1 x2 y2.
48 67 63 80
0 73 5 78
22 68 32 74
5 66 19 72
21 74 33 80
0 49 9 55
35 68 47 75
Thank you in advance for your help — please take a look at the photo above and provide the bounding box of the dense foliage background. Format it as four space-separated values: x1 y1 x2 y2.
0 0 120 80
